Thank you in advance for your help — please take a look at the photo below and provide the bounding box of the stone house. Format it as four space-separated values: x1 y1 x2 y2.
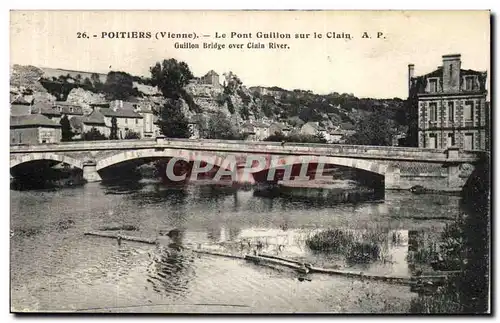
10 114 61 145
31 102 62 122
408 54 489 150
268 122 291 136
10 96 32 116
78 110 110 137
300 121 329 141
242 121 270 141
200 70 220 87
53 101 84 118
91 100 144 138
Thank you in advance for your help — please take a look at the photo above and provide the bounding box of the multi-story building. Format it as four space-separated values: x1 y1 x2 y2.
408 54 489 150
10 114 61 145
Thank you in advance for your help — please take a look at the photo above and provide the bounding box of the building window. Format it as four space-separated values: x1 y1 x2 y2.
18 133 22 143
448 101 455 122
70 107 73 113
125 118 128 124
447 133 455 147
135 119 138 125
464 101 474 121
429 102 438 122
465 76 475 91
429 79 438 93
428 134 437 148
464 133 474 150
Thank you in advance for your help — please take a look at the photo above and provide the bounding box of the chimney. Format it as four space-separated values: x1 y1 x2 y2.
408 64 415 96
442 54 461 92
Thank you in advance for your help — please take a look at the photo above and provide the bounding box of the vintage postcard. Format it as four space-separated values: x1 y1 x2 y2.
9 10 491 314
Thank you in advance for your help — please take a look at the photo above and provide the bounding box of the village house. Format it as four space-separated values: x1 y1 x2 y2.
72 110 110 138
300 121 330 141
241 121 270 141
199 70 221 87
268 122 291 137
53 101 84 118
328 128 356 144
10 114 61 145
136 103 159 138
408 54 489 150
91 100 144 138
30 102 62 122
10 96 32 116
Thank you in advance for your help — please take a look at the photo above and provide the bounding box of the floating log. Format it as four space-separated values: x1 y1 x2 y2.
84 231 157 244
255 254 459 286
192 249 245 260
245 254 304 271
82 233 461 286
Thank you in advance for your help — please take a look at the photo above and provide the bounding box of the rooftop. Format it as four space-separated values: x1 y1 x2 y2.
82 110 106 125
11 114 61 128
99 107 143 118
31 101 60 116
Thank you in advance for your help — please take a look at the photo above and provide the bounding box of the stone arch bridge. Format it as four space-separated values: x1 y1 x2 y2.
10 137 485 191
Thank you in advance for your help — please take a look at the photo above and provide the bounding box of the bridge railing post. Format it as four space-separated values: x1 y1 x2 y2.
446 146 460 160
445 147 462 189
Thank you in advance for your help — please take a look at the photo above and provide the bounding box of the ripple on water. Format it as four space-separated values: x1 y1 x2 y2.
11 184 456 312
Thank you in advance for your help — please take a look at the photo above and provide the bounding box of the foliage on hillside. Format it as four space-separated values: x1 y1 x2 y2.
11 62 408 144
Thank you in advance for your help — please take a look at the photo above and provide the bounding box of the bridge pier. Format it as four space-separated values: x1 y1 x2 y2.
385 167 401 190
82 162 102 183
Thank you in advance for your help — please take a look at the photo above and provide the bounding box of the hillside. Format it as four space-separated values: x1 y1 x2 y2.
10 64 407 134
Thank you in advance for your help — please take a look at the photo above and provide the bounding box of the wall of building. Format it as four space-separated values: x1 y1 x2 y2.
10 128 39 145
38 127 61 144
418 96 487 150
11 127 61 145
142 113 155 137
103 117 144 138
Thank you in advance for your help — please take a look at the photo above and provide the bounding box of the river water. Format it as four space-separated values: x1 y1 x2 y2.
10 180 462 313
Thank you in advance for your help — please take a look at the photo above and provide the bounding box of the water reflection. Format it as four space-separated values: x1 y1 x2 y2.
11 181 461 312
146 245 196 298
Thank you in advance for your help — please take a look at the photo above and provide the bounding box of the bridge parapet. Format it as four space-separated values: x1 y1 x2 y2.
10 139 482 164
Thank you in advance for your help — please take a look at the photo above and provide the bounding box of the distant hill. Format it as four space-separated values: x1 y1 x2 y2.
10 64 407 134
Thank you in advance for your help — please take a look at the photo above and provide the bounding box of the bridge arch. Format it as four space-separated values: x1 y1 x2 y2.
96 148 228 172
252 155 390 175
10 153 84 170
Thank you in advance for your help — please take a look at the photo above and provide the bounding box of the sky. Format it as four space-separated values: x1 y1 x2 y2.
10 10 490 99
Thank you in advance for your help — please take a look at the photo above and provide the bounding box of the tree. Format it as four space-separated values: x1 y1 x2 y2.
103 71 138 100
110 116 118 140
82 77 93 88
158 101 192 138
59 115 74 142
82 127 107 141
124 130 141 139
150 59 194 99
204 111 242 140
223 71 242 95
345 108 396 146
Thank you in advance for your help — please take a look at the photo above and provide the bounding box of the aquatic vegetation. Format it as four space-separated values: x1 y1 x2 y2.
305 228 387 263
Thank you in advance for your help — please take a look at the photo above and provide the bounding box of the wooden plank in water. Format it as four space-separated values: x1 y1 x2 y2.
84 231 157 244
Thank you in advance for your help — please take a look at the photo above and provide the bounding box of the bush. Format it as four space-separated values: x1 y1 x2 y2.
124 130 141 139
82 127 107 141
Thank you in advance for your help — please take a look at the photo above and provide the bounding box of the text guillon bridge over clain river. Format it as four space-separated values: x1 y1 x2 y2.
10 138 484 192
